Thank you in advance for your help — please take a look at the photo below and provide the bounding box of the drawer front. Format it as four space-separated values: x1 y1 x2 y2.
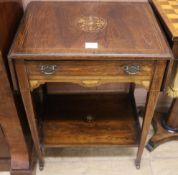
26 61 155 79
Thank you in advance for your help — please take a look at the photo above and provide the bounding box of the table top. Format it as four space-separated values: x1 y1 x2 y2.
9 1 172 60
151 0 178 41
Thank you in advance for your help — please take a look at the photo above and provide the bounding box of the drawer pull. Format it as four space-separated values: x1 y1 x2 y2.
40 65 57 75
123 65 140 75
85 115 94 123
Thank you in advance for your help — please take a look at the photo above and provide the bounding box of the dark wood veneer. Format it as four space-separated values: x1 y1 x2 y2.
9 2 172 59
8 1 173 170
43 93 140 147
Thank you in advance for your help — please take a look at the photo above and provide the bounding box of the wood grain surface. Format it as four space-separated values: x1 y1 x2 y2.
0 127 10 171
9 1 172 60
22 0 149 9
43 93 140 147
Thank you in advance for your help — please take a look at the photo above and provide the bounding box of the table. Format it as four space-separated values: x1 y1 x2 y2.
8 1 173 169
146 0 178 151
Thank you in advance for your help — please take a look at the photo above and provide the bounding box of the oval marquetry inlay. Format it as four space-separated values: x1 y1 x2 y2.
74 16 107 32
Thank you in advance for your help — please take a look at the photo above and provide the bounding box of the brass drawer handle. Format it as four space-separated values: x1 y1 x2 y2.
85 115 95 123
123 65 140 75
40 65 57 75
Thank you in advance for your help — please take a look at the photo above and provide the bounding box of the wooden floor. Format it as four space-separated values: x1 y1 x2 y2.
43 93 140 147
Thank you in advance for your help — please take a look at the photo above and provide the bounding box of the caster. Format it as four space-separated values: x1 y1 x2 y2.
135 160 140 169
137 107 144 117
41 145 45 154
146 141 154 152
39 160 45 171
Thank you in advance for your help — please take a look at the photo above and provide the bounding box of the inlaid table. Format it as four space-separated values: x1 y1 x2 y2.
8 1 173 169
146 0 178 151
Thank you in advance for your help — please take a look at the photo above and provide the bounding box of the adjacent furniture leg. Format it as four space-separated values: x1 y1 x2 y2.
0 54 36 174
11 147 36 175
0 126 10 171
166 99 178 129
0 0 38 173
15 61 44 170
146 98 178 151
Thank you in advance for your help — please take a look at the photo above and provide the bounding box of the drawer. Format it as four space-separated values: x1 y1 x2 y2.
26 61 155 79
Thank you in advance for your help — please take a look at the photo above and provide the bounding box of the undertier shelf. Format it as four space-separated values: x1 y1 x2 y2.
43 93 140 147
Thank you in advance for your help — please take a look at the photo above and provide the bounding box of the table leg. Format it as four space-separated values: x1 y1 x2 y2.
136 91 159 168
135 60 167 168
15 61 44 170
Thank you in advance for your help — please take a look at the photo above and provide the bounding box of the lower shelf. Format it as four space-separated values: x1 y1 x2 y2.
43 93 140 147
